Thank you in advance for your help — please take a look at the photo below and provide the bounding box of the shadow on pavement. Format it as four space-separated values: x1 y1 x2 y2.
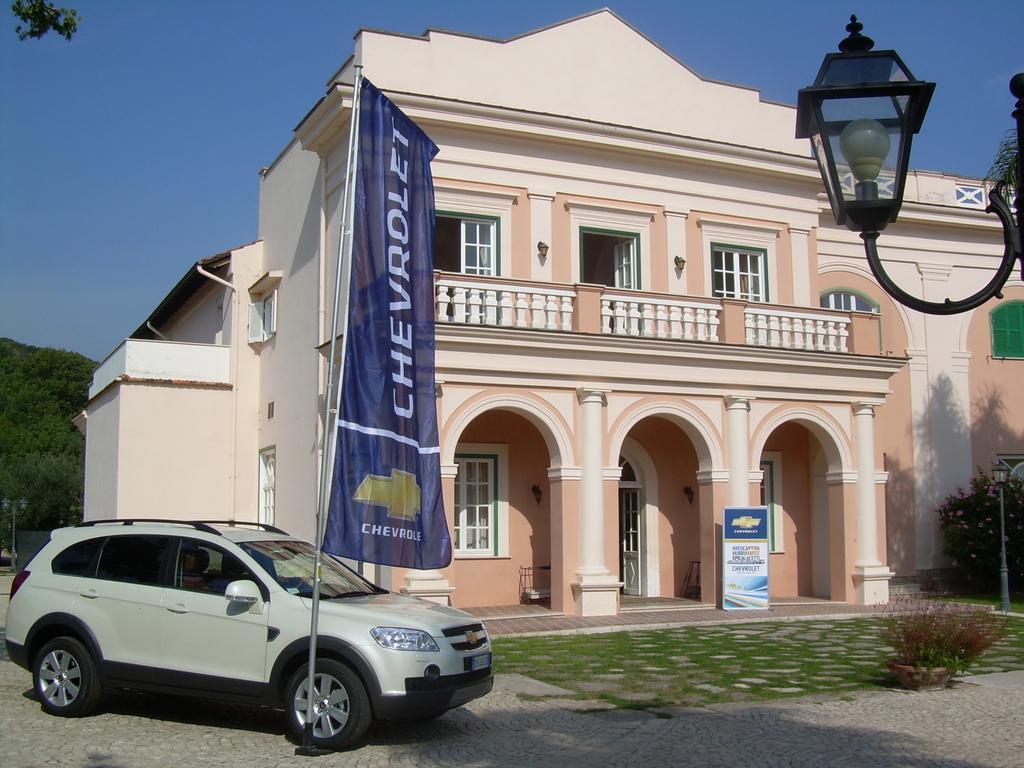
3 662 1016 767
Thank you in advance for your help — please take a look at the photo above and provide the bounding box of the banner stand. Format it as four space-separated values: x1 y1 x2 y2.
721 506 770 611
297 64 365 757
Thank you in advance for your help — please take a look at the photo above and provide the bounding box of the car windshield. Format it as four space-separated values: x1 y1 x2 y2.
239 539 385 599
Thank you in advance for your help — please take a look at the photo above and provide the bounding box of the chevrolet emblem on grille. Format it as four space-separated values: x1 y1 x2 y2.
465 630 479 644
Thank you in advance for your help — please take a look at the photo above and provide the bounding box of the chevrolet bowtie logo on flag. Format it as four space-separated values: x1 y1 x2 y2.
353 469 421 521
323 79 452 570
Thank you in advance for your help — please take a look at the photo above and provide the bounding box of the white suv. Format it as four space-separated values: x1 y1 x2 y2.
5 520 492 750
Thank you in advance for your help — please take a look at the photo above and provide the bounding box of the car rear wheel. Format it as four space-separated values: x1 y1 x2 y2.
33 636 103 717
285 659 371 751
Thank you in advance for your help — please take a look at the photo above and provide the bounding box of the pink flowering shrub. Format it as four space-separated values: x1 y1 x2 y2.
881 598 1007 672
937 471 1023 590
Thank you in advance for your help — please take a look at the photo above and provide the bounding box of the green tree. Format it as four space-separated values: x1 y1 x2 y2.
987 128 1018 195
11 0 79 41
0 338 93 548
0 452 83 533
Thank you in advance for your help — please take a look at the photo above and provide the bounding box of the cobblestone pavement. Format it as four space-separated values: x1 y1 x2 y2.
2 658 1022 768
4 571 1023 767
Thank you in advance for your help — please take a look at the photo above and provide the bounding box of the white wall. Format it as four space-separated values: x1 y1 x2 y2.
82 386 120 520
115 383 233 518
162 282 230 344
256 140 325 539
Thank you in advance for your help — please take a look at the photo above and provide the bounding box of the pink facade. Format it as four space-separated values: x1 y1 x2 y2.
81 11 1021 617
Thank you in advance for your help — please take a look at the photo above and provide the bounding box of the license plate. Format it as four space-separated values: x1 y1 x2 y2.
469 652 492 671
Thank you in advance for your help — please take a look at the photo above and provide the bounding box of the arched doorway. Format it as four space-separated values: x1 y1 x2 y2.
758 421 833 599
618 456 642 595
612 418 702 599
450 408 554 607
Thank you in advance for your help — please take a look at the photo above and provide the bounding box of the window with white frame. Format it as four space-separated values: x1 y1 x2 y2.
699 220 779 303
580 228 640 289
760 455 784 553
711 244 767 302
248 290 277 343
434 214 499 276
820 289 878 313
258 448 276 526
454 454 497 555
566 201 653 288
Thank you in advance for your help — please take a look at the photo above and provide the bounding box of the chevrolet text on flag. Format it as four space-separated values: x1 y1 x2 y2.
324 80 451 570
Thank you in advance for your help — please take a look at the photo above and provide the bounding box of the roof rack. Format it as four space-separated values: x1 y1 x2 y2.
77 519 222 535
196 520 289 535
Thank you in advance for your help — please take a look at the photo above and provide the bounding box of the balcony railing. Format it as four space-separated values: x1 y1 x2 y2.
90 339 231 399
601 294 721 342
436 279 574 331
435 273 876 355
744 306 849 353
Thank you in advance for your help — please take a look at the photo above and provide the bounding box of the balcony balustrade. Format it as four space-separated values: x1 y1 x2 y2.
744 306 849 353
435 278 574 331
600 293 721 343
435 273 876 355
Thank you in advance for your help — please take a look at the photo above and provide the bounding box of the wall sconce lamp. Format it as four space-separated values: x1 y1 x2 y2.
683 485 695 504
531 484 543 504
673 255 686 270
536 241 549 261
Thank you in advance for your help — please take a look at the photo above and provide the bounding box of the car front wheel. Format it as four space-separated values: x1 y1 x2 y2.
33 636 103 717
285 659 371 751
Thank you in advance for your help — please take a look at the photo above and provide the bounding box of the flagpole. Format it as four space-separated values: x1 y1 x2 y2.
297 63 364 756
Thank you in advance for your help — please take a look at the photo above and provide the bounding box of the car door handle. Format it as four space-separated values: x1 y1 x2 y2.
79 588 99 599
166 603 189 614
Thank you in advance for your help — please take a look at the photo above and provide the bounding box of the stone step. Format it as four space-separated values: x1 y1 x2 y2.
889 580 923 596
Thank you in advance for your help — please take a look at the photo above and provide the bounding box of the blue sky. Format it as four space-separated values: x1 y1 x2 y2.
2 1 1020 361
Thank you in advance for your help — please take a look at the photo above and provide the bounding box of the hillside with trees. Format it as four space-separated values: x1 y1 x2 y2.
0 337 94 547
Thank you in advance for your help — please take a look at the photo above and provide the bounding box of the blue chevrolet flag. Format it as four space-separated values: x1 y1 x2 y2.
324 80 451 569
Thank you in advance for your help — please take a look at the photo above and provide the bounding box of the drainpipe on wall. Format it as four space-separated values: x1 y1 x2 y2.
197 263 240 522
146 321 169 341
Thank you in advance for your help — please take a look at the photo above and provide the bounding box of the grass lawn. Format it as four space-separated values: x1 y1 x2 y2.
492 615 1024 710
931 593 1024 614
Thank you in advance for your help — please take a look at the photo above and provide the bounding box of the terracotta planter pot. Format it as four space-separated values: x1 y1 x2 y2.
886 661 953 691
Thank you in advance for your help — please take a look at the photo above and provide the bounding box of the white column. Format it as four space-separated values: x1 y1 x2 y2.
572 388 620 615
853 401 882 567
852 401 893 605
578 388 609 575
529 192 555 282
725 397 751 507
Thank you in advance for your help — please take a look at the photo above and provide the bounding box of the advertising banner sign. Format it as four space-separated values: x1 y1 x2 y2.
323 80 451 569
722 506 770 610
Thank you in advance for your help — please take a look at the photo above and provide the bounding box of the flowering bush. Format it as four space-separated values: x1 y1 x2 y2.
881 598 1007 673
936 471 1023 591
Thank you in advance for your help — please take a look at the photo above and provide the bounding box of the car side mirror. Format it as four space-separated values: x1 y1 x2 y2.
225 579 264 614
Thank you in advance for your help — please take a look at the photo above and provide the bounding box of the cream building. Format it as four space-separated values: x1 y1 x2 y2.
80 11 1023 616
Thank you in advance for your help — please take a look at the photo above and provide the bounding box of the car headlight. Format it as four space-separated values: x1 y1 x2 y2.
370 627 440 652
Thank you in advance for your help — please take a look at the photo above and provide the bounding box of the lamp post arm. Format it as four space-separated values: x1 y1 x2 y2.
987 182 1022 265
861 207 1021 315
858 72 1023 316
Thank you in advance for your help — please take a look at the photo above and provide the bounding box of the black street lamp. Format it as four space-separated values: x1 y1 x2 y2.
991 460 1012 614
797 16 1023 315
